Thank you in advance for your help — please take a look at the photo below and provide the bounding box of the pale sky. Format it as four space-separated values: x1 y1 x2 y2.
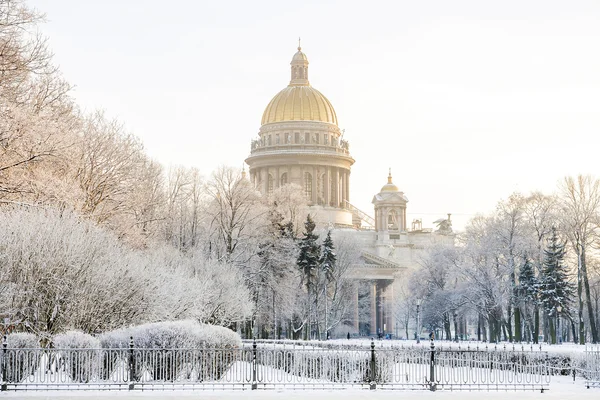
29 0 600 231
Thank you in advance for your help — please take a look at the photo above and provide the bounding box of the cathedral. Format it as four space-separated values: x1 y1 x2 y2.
245 45 454 337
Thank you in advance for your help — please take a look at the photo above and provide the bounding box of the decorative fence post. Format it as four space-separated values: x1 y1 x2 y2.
251 339 257 390
128 336 134 391
429 334 436 392
1 336 7 391
370 339 376 390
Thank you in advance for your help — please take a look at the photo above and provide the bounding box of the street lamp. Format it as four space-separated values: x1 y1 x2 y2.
556 305 562 344
416 298 422 344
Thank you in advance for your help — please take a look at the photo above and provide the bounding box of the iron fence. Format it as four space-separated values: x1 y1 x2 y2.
0 337 552 391
583 345 600 388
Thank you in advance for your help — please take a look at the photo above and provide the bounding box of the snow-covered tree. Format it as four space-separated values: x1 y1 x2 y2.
296 214 320 338
539 227 575 344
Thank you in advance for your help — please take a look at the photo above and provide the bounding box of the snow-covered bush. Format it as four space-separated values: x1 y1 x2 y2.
5 332 40 383
99 320 241 349
53 331 100 383
99 320 241 381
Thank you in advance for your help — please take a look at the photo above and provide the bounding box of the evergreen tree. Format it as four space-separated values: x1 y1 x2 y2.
539 227 575 343
297 214 320 294
319 230 336 339
320 230 336 283
296 214 320 338
517 255 540 342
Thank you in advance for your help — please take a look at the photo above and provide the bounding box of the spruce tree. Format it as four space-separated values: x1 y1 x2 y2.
320 230 336 283
319 230 336 340
539 227 575 343
296 214 320 339
517 256 540 342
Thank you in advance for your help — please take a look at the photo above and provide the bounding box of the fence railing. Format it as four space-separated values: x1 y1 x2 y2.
583 345 600 388
0 337 553 391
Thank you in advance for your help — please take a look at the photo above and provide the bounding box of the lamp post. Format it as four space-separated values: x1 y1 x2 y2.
416 298 422 344
556 305 562 344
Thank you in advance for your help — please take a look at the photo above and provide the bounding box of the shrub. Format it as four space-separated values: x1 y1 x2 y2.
99 320 241 382
5 332 40 383
53 331 100 383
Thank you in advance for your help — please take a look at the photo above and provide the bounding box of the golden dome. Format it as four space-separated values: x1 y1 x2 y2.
261 45 338 126
261 86 338 125
381 169 399 192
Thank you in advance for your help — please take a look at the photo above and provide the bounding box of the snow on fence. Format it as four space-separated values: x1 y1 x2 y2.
0 337 553 391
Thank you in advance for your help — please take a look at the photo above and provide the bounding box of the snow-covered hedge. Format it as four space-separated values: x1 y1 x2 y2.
53 330 101 349
53 331 101 383
99 320 241 349
5 332 40 383
99 320 241 381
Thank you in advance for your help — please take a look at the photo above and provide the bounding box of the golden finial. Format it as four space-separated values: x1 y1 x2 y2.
298 37 301 51
388 168 393 184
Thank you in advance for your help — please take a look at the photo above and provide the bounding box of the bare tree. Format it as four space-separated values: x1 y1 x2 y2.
559 175 600 343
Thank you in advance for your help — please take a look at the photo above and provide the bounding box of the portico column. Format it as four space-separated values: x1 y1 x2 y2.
386 284 395 338
370 282 377 336
345 171 350 204
341 171 347 207
334 168 340 208
324 167 330 206
261 168 268 194
312 166 317 204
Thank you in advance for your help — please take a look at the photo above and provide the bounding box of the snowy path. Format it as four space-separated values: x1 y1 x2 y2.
1 376 598 400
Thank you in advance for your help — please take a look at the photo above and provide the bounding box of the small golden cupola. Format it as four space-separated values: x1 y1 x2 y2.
290 40 309 86
381 169 399 192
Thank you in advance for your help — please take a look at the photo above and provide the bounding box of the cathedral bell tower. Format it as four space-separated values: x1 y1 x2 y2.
372 170 408 243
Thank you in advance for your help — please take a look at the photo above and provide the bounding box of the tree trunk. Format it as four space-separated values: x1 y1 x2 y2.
549 316 556 344
443 312 451 340
533 306 540 344
507 304 513 342
578 249 586 344
453 313 459 342
514 307 521 342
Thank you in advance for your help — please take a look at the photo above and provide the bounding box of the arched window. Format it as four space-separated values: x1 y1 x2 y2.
304 172 312 200
268 174 274 195
280 173 288 185
388 210 399 230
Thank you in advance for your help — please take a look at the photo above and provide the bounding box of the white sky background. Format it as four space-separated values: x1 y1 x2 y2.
28 0 600 231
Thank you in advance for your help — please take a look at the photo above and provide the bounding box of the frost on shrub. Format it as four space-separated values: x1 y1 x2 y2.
5 332 40 383
53 331 101 383
99 320 241 349
99 320 241 382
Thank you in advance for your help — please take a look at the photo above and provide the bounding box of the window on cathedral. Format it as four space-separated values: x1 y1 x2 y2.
281 173 288 185
304 172 312 200
305 132 310 143
268 135 272 146
390 234 400 240
295 132 300 143
268 174 274 195
275 134 280 144
324 133 329 145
